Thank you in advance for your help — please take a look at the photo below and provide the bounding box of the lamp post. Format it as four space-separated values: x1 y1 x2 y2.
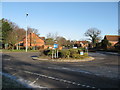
26 13 28 52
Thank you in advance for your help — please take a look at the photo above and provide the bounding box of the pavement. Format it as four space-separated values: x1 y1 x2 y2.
1 51 119 89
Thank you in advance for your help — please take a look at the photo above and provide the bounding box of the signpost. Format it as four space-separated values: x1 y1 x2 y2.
86 47 88 55
52 44 58 59
54 44 58 49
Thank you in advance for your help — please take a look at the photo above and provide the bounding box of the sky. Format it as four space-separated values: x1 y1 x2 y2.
2 2 118 40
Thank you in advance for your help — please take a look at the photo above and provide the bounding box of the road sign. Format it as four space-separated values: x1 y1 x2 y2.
54 44 58 49
80 51 84 55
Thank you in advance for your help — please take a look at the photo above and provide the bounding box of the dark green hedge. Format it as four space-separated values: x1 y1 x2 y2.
40 48 88 59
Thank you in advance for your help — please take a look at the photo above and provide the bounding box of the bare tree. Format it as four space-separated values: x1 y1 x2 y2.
46 32 58 40
85 28 101 47
6 30 17 49
56 36 67 46
27 27 40 36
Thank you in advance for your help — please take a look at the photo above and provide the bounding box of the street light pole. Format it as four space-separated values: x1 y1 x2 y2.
26 13 28 52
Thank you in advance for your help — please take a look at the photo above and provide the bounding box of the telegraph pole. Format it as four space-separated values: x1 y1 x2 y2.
26 13 28 52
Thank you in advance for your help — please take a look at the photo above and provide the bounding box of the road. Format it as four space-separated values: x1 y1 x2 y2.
2 51 119 89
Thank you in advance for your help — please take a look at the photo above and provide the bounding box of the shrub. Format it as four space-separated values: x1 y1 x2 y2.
43 49 51 55
40 48 88 59
59 50 70 58
71 54 81 59
39 50 45 56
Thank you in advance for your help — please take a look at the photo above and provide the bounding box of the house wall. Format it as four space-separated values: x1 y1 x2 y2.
44 45 62 50
23 33 45 47
109 41 118 46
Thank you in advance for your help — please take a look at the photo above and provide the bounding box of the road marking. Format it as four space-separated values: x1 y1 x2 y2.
4 59 11 60
9 68 13 69
5 67 98 88
98 58 104 59
78 84 81 86
0 71 46 88
12 73 17 75
92 87 96 88
48 66 92 75
23 70 97 88
86 85 90 88
30 76 40 85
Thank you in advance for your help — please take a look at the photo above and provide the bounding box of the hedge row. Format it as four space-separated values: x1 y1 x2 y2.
39 49 88 59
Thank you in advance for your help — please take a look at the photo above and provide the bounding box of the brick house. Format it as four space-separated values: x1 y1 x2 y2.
104 35 120 46
16 33 62 50
17 33 45 49
44 45 62 50
74 41 89 48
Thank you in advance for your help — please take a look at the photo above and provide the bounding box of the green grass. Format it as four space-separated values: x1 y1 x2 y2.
1 49 39 52
2 75 26 88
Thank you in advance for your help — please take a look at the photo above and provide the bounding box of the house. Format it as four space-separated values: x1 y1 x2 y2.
104 35 120 46
43 45 62 50
16 33 62 50
16 33 45 49
74 41 89 48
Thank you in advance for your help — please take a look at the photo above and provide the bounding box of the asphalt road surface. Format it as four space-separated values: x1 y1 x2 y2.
2 51 119 89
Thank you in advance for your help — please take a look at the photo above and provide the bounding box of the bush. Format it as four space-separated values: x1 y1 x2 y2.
43 49 51 55
59 50 70 58
40 48 88 59
71 54 81 59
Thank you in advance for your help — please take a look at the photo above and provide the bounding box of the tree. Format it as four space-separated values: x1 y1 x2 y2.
56 36 67 46
46 32 58 40
0 20 2 48
114 38 120 50
45 38 54 45
15 28 26 50
101 38 111 50
85 28 101 48
27 27 40 36
2 19 12 44
6 30 18 49
45 32 59 45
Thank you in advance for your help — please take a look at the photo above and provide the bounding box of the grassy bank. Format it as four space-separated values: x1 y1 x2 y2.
1 49 39 53
2 75 26 89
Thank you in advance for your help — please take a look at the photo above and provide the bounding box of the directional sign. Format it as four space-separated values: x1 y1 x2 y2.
54 44 58 49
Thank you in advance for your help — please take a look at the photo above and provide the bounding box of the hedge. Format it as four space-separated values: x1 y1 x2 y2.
40 48 88 59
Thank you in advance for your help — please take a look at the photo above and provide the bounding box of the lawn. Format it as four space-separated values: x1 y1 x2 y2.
2 75 27 89
1 49 40 52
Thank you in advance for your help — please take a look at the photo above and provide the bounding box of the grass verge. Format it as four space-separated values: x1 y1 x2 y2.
1 49 39 52
2 75 26 88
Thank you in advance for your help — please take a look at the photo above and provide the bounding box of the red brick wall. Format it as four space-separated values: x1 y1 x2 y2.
23 33 45 47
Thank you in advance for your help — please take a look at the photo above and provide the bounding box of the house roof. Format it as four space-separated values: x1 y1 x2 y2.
75 41 88 44
40 37 45 40
20 32 45 42
105 35 120 41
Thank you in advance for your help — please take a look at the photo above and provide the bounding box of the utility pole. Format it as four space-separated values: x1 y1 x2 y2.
26 13 28 52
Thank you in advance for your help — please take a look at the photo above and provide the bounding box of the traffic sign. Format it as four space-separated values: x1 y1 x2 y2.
54 44 58 49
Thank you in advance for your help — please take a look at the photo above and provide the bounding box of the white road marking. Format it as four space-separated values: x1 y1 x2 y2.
12 73 17 75
23 70 97 88
30 76 40 85
108 71 112 72
77 83 81 86
98 58 104 59
0 72 46 88
86 85 90 88
48 66 92 75
9 68 13 69
5 67 98 88
4 59 11 60
92 87 96 88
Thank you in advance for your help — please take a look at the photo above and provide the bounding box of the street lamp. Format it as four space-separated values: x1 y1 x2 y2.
26 13 28 52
